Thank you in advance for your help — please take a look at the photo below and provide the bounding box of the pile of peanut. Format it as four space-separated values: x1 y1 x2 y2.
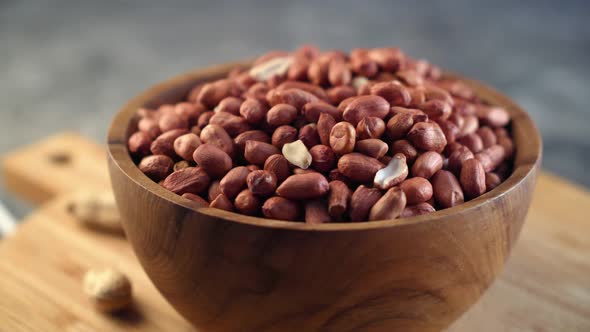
128 46 514 223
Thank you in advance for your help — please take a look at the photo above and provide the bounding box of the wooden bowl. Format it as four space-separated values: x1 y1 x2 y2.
107 61 541 332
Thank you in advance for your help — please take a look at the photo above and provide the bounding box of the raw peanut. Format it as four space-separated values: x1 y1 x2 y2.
475 145 506 172
244 141 280 165
292 115 308 129
219 166 250 199
83 268 132 312
298 123 321 148
338 153 384 183
234 189 261 215
400 202 436 218
294 44 320 60
328 180 351 218
370 81 411 106
357 117 385 139
485 172 502 192
247 170 277 196
477 106 510 127
436 120 460 144
151 129 188 157
497 136 515 159
174 133 202 161
327 86 357 105
282 140 312 169
245 82 269 101
190 126 202 136
408 87 426 107
267 104 298 127
444 142 465 157
328 169 349 182
174 160 191 172
400 177 433 204
262 197 300 221
235 71 257 90
128 132 152 157
418 100 451 120
158 104 175 115
495 162 511 180
438 79 475 100
460 158 486 199
187 84 204 103
302 101 342 122
209 112 250 137
139 155 174 181
390 140 418 164
386 113 414 140
276 81 328 100
197 79 239 108
264 154 291 183
447 146 475 175
208 180 222 201
162 167 211 195
328 58 352 86
423 85 453 105
317 113 337 146
455 100 477 116
396 70 424 87
330 122 356 154
234 130 271 153
368 47 405 72
342 95 390 126
210 193 234 211
159 111 188 132
287 57 310 81
374 153 408 189
249 56 292 82
350 48 378 77
215 96 243 115
460 115 479 136
200 124 234 156
448 113 465 128
193 144 232 178
305 200 331 224
138 118 161 138
276 173 329 200
350 185 383 221
182 193 209 206
197 111 215 129
307 57 330 86
272 125 298 149
407 122 447 153
309 145 336 173
411 151 443 179
432 170 464 208
67 192 123 235
268 88 319 109
476 126 497 148
379 155 393 165
239 98 267 124
458 133 484 153
137 107 157 119
369 187 407 221
355 139 388 159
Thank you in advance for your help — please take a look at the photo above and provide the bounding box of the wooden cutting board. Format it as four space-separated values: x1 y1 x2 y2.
1 133 589 332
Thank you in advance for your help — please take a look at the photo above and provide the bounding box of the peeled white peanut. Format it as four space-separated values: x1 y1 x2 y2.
374 153 409 190
83 268 132 312
67 192 123 235
249 56 293 82
282 140 312 169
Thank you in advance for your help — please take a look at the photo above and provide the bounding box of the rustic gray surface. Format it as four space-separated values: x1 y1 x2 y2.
1 0 589 220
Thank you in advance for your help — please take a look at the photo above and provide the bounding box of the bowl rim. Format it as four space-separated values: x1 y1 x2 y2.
107 61 542 232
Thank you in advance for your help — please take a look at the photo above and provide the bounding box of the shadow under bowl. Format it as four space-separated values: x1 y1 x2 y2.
107 61 542 332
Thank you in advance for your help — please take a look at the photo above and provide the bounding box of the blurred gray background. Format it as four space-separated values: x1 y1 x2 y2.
1 0 589 220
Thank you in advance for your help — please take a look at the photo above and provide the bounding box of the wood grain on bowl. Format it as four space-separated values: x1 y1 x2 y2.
107 62 541 331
